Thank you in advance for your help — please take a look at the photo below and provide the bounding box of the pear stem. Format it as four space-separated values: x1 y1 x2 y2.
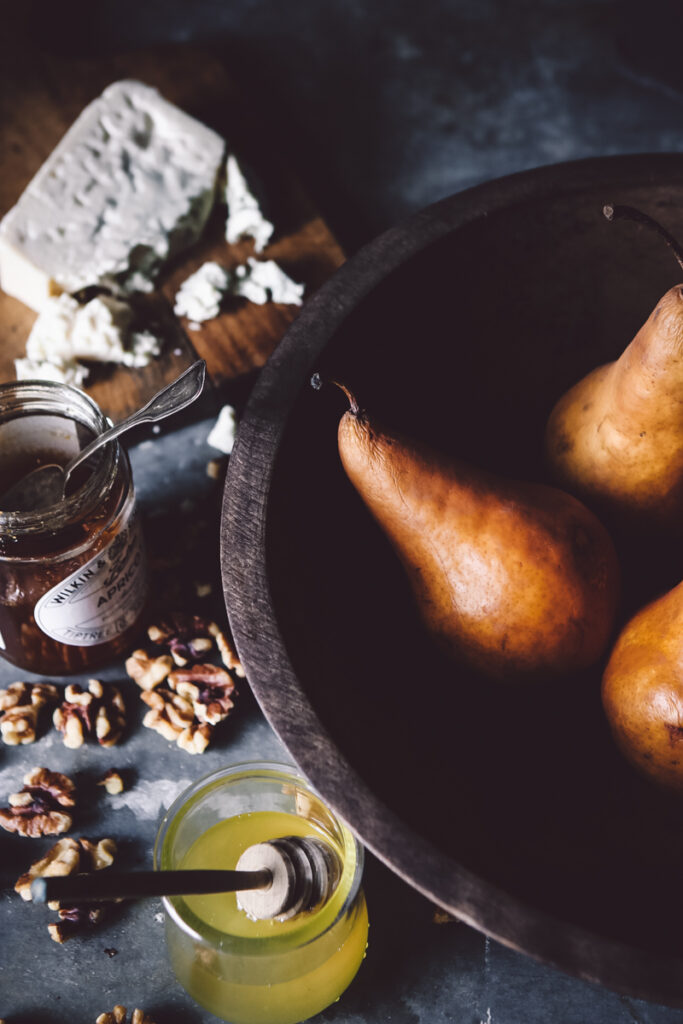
330 381 360 415
310 373 360 415
603 204 683 273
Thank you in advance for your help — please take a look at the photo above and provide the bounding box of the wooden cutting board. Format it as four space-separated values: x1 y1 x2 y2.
0 43 344 419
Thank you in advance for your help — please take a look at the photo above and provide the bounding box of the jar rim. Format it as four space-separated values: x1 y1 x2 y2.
0 379 120 541
154 760 365 952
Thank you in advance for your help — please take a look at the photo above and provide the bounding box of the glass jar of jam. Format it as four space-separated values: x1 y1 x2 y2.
0 380 148 674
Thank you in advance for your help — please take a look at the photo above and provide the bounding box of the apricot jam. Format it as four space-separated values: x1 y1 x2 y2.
0 381 148 674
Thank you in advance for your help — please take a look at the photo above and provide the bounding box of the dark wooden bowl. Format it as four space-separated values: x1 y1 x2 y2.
221 154 683 1005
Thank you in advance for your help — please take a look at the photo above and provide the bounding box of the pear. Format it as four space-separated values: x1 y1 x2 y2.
324 379 620 682
602 580 683 792
546 283 683 531
546 206 683 534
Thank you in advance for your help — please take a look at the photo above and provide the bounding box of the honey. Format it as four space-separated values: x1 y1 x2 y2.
0 381 148 674
156 764 368 1024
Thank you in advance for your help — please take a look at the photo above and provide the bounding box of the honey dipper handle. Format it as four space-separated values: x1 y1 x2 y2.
31 867 271 904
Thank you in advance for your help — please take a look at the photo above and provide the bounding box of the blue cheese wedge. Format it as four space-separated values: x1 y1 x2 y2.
15 293 162 383
0 80 225 312
225 155 274 253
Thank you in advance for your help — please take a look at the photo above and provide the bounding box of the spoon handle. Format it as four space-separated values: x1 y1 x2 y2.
31 866 270 904
64 359 206 486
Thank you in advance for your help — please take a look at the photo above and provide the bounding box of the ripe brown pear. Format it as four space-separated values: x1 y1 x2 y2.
546 283 683 532
329 381 620 682
602 580 683 792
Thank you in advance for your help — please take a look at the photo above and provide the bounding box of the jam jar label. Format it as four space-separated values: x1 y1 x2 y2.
34 513 147 647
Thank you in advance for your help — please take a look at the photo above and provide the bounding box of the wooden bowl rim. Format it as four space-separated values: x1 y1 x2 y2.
221 153 683 1005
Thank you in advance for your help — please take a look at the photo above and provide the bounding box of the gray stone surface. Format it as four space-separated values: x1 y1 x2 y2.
3 2 683 1021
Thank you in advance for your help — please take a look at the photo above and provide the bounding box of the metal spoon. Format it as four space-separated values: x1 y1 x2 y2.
1 360 206 513
29 835 342 921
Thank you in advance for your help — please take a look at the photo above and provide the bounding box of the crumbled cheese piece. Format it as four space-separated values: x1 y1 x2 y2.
174 257 304 327
25 294 131 365
0 80 226 312
15 293 162 383
15 357 88 388
232 258 304 306
127 331 164 367
207 404 237 455
225 155 274 253
174 262 231 323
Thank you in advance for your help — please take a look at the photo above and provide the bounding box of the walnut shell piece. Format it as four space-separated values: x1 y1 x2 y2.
0 682 59 745
0 767 76 838
96 1009 127 1024
176 722 212 754
53 679 126 749
145 612 244 676
96 1008 157 1024
146 611 210 645
47 904 106 944
208 621 245 677
140 687 212 754
15 837 82 901
98 770 125 795
206 457 224 480
15 835 117 942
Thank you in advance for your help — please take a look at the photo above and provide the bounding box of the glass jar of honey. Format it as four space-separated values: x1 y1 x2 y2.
155 762 368 1024
0 380 148 674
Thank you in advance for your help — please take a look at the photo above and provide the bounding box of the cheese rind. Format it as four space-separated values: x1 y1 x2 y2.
0 80 226 312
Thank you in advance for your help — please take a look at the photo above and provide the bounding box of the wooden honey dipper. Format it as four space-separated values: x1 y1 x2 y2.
30 835 342 921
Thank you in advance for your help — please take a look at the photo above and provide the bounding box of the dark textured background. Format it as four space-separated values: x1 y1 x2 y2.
3 2 683 1022
9 0 683 250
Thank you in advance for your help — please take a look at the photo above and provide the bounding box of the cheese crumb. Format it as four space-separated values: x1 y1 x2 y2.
14 293 162 383
15 356 89 388
174 258 304 327
173 262 231 323
232 258 304 306
225 155 274 253
207 404 237 455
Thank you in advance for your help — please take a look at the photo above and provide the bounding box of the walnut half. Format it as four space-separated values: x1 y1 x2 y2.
140 687 211 755
0 682 59 745
15 836 117 943
170 663 235 726
124 649 172 691
129 612 241 754
0 767 76 838
53 679 126 749
145 612 245 677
